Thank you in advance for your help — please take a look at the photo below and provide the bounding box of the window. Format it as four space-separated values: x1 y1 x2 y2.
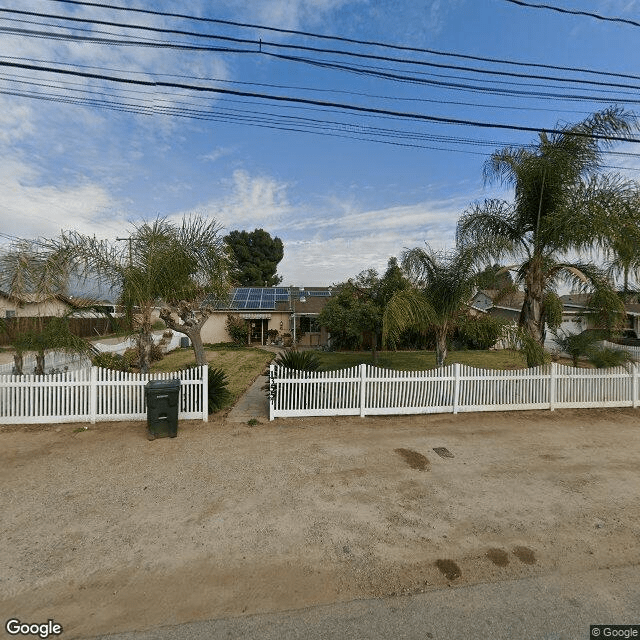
299 316 320 333
5 310 16 318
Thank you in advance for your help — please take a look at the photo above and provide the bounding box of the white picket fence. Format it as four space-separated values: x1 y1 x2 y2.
601 340 640 360
0 332 183 375
0 365 208 425
268 362 640 419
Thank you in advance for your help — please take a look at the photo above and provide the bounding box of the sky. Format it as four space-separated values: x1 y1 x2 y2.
1 0 640 291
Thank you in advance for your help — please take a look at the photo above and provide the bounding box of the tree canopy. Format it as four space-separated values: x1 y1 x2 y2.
55 216 229 371
225 228 284 287
457 107 639 365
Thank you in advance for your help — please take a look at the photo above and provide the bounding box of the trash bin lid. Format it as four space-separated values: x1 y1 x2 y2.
145 379 181 390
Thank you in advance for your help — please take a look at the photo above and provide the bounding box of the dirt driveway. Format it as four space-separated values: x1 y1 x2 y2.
2 409 640 639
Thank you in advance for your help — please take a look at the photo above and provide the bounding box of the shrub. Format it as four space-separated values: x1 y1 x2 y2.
273 348 322 371
552 330 599 367
456 315 508 350
265 348 322 401
92 352 134 372
208 367 232 413
226 315 249 345
587 346 635 369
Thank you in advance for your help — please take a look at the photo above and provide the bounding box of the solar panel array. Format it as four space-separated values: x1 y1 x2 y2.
206 288 331 309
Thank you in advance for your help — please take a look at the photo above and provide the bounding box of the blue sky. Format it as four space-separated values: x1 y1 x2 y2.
1 0 639 288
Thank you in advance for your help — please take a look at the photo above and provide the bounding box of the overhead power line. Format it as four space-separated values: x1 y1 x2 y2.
503 0 640 28
43 0 640 83
4 27 640 108
3 8 640 92
1 59 639 143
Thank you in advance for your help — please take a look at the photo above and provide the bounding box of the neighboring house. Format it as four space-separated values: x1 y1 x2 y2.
558 294 640 337
471 289 640 350
0 291 73 319
200 287 332 346
470 289 525 322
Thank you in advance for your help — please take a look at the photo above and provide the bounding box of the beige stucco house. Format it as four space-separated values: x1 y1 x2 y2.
200 287 332 346
0 291 74 319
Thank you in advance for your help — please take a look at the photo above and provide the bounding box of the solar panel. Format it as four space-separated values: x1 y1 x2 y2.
307 291 331 297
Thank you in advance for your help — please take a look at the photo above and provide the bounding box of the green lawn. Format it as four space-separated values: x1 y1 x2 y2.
317 349 528 371
150 346 274 405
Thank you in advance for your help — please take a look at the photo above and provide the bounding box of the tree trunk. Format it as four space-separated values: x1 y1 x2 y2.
519 256 546 366
137 305 154 374
160 305 211 367
34 351 45 376
13 352 23 376
435 327 448 367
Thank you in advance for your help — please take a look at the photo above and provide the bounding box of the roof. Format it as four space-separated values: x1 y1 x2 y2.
203 286 332 313
559 294 592 308
477 289 525 311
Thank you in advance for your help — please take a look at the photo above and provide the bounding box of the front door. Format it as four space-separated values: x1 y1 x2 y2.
249 319 267 344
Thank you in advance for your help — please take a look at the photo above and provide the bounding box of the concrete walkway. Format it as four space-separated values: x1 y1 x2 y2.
226 345 283 423
226 374 270 423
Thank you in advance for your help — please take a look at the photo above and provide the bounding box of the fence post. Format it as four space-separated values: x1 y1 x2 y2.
453 363 460 414
269 363 275 421
549 362 556 412
359 363 366 417
202 364 209 422
633 363 639 409
90 366 97 424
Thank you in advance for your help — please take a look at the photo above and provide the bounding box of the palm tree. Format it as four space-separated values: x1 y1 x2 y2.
457 107 638 366
0 239 90 375
382 244 481 367
55 216 230 372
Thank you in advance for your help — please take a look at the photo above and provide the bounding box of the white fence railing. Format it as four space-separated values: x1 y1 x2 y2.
268 362 640 419
0 365 208 425
601 340 640 360
0 332 183 375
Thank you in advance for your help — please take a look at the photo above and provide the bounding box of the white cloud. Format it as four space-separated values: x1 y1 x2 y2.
191 170 293 229
0 158 123 241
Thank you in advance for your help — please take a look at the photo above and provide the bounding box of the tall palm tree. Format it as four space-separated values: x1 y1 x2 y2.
457 107 638 365
382 244 481 367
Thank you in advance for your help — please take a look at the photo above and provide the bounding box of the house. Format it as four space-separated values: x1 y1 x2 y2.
471 289 640 350
470 289 525 322
200 287 332 346
0 291 73 319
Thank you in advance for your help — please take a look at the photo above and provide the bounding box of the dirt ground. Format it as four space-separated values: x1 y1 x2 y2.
1 408 640 639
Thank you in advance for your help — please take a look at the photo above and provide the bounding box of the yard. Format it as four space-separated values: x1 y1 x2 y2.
2 408 640 638
150 344 275 409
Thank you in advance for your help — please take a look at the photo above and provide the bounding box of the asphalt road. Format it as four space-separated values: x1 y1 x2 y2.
89 564 640 640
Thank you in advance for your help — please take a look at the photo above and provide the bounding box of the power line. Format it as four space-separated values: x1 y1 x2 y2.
42 0 640 83
1 59 639 145
503 0 640 28
4 27 640 108
0 54 593 116
3 8 640 93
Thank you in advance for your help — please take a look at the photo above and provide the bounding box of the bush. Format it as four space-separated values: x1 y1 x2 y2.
264 348 322 401
587 346 635 369
92 351 135 372
552 330 599 367
273 348 322 371
226 315 249 345
456 315 508 350
208 367 232 413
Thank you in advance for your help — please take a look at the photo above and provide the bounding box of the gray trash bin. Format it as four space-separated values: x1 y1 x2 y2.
145 379 181 440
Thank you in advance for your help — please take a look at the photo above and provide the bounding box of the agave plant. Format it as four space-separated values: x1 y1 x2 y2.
208 367 232 413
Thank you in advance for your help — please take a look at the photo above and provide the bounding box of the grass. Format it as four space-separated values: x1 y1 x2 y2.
317 349 528 371
150 345 274 406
